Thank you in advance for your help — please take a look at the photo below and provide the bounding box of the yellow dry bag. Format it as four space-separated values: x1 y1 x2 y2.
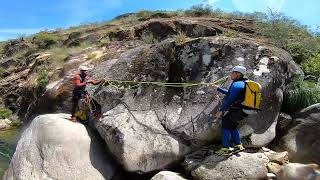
242 80 262 114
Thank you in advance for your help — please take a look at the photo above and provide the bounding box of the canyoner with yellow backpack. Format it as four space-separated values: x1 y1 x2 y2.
242 80 262 114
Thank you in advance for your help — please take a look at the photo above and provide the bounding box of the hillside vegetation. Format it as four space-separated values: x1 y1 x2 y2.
0 5 319 115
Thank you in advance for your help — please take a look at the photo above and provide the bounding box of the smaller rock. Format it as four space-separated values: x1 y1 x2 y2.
2 38 29 57
188 152 269 180
0 118 12 130
270 56 279 62
277 113 292 131
196 90 205 95
262 147 272 152
279 104 320 164
304 75 318 82
63 32 82 47
151 171 187 180
265 151 289 165
172 95 181 101
267 173 276 179
267 162 282 174
276 163 319 180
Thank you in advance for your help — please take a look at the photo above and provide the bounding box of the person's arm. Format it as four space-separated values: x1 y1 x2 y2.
209 84 228 94
217 87 228 95
219 82 244 112
87 79 103 85
75 75 86 87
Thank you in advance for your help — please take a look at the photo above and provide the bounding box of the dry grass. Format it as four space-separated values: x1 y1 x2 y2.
173 32 190 45
45 42 92 66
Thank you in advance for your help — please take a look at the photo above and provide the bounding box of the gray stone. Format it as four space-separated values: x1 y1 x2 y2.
276 163 319 180
3 114 116 180
265 151 289 165
185 152 269 180
277 113 293 131
95 104 190 173
279 104 320 164
151 171 187 180
267 162 283 174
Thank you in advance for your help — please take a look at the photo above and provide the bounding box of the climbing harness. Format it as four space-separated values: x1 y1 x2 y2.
75 94 98 127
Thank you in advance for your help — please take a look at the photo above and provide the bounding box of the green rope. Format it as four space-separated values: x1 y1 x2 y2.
102 76 228 88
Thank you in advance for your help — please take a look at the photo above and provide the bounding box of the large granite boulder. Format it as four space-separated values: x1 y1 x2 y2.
3 114 116 180
278 103 320 164
89 36 303 172
96 104 191 173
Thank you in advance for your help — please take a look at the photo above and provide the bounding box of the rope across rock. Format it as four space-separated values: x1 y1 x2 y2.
101 76 229 88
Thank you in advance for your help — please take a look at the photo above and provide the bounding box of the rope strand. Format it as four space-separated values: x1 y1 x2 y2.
102 76 229 88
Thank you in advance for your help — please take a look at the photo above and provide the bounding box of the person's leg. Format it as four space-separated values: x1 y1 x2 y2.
231 129 241 145
222 128 231 148
231 128 245 152
71 97 79 122
216 128 232 155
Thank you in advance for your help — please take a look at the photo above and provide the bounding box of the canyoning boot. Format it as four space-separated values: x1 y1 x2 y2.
215 147 232 156
71 116 77 122
233 144 245 154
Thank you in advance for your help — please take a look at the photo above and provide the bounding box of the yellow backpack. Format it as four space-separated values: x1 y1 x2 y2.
242 80 262 114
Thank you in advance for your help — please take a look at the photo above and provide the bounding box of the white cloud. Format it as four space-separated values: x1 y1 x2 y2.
266 0 285 12
232 0 285 13
206 0 221 5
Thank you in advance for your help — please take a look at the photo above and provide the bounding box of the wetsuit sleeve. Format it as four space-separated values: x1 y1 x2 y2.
220 82 244 112
217 87 228 95
75 75 86 87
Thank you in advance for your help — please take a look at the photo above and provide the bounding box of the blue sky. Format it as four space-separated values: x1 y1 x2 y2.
0 0 319 41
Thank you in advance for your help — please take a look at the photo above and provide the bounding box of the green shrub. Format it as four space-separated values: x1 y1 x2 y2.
282 79 320 114
36 69 49 94
256 10 320 63
87 52 97 60
223 31 237 38
0 41 5 54
0 108 13 119
121 15 140 26
185 4 213 17
256 19 291 48
286 41 313 64
136 10 153 18
141 32 158 44
33 31 62 49
169 10 185 17
302 52 320 76
0 67 4 77
98 37 111 47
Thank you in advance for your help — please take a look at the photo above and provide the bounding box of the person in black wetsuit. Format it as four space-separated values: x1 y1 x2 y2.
211 65 248 155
